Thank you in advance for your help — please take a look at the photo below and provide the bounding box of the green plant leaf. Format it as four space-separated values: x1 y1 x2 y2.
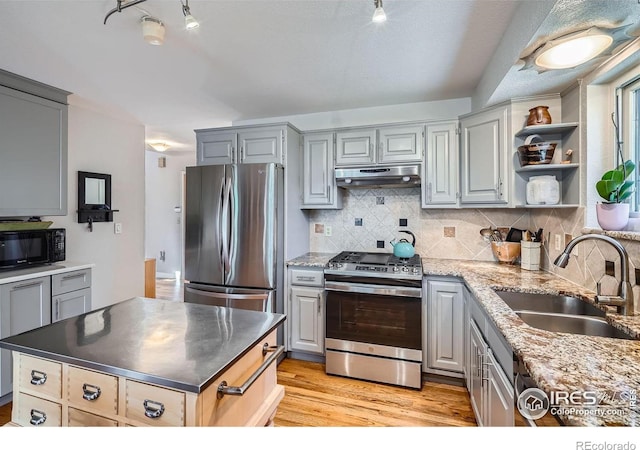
617 160 636 179
596 179 623 201
601 170 624 183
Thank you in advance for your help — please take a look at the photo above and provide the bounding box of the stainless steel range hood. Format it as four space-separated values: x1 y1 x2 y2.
335 164 420 188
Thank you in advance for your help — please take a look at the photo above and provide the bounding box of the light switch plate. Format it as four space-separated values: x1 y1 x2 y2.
114 223 122 234
554 234 562 251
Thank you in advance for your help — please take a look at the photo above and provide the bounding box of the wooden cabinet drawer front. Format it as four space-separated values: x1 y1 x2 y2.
201 330 280 426
52 269 91 295
68 408 118 427
15 393 61 427
67 366 118 415
18 354 62 399
125 380 185 426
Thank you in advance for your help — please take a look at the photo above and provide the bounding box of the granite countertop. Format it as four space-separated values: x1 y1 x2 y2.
422 258 640 426
286 252 336 268
0 297 286 393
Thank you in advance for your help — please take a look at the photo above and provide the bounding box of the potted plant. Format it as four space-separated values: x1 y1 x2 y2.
595 114 635 230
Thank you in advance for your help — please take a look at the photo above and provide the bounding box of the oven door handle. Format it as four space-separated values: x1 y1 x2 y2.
324 281 422 298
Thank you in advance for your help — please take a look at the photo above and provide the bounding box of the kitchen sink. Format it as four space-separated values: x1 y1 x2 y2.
493 290 605 317
514 311 636 340
493 290 637 340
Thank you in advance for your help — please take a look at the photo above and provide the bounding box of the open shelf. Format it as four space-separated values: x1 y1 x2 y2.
515 204 580 209
515 163 579 173
515 122 579 138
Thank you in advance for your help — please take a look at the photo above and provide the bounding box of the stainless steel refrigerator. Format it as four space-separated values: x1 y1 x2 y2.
184 163 284 320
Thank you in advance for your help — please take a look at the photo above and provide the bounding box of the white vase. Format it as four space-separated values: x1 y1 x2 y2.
596 203 630 231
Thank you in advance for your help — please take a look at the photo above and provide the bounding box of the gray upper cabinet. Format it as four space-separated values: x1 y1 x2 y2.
459 106 509 205
378 124 423 164
0 70 70 217
422 121 459 208
196 124 289 166
196 130 237 165
335 124 423 167
301 132 342 209
335 128 376 166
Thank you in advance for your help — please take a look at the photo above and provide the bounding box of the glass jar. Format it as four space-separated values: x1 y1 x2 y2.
526 175 560 205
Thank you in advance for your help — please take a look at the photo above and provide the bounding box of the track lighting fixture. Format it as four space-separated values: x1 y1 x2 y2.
104 0 200 46
372 0 387 23
181 0 200 30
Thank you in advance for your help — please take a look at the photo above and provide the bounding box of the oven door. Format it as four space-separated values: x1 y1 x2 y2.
325 281 422 350
0 231 50 270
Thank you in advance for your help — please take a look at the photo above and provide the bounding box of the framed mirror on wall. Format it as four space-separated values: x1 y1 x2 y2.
77 171 118 230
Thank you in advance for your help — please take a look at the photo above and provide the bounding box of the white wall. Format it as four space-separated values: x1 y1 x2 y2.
232 98 471 130
46 96 146 310
145 150 196 278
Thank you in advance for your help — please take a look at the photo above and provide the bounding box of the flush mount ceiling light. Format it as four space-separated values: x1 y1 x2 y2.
141 16 165 45
372 0 387 23
520 25 632 73
149 142 170 152
181 0 199 30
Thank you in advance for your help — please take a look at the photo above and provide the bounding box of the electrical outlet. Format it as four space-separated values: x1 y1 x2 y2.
325 226 332 237
605 261 615 277
114 223 122 234
554 234 562 251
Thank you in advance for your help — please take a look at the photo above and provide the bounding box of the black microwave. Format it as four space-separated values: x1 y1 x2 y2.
0 228 66 271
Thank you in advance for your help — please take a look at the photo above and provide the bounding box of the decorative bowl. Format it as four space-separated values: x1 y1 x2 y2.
491 242 521 264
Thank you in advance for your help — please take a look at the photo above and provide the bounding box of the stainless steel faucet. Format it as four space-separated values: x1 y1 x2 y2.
553 234 635 316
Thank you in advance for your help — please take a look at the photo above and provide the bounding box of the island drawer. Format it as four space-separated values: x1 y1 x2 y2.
67 366 118 415
125 380 185 426
68 408 118 427
17 354 62 400
15 393 62 427
52 269 91 295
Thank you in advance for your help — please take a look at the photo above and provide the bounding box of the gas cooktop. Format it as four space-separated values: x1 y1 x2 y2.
325 251 422 280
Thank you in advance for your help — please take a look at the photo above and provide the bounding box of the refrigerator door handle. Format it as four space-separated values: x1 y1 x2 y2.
221 176 231 273
218 175 226 266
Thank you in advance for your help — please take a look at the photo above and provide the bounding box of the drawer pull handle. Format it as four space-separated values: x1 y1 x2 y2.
61 273 86 281
82 383 102 401
30 409 47 426
30 370 47 385
217 344 284 399
143 399 165 419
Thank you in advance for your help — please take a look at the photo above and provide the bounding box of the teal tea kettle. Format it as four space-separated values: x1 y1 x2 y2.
390 230 416 258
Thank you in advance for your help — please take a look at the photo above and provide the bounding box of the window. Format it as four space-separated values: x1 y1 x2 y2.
615 70 640 212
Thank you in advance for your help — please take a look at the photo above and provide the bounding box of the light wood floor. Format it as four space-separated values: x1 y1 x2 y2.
0 278 477 427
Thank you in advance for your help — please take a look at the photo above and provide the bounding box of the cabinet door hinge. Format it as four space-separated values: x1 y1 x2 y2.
455 128 461 135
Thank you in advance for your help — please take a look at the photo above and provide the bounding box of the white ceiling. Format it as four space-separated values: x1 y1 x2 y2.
0 0 638 153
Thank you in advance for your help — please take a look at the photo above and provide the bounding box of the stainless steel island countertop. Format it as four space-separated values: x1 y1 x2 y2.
0 297 285 393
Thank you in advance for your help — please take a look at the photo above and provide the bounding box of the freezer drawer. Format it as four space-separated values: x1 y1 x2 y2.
184 283 274 313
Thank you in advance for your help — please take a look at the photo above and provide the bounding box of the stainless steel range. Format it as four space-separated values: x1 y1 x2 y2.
324 251 423 389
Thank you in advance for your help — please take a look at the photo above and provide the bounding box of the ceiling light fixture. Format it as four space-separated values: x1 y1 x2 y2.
181 0 199 30
149 142 170 152
535 28 613 70
141 16 165 45
372 0 387 23
519 25 632 73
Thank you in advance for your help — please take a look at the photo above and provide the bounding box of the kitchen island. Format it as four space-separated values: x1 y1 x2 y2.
0 297 286 427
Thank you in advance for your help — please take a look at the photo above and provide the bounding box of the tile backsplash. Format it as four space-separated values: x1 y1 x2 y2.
309 188 640 311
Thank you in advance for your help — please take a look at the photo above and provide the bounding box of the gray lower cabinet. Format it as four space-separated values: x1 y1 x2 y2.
288 268 324 356
466 289 514 426
0 276 52 398
0 268 92 401
424 277 464 377
51 269 92 322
